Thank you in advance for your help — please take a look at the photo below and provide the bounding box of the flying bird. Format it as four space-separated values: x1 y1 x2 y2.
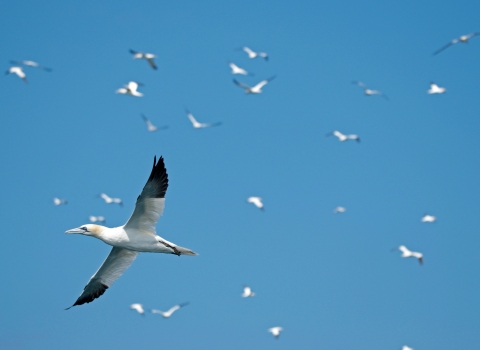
351 81 388 100
421 214 436 223
65 156 198 308
141 114 168 132
327 130 360 143
10 60 52 71
99 193 123 206
242 285 255 298
333 206 346 214
116 81 143 97
151 302 189 318
233 76 276 94
53 198 67 206
247 197 264 211
129 49 157 70
268 327 283 339
6 67 27 83
402 346 414 350
228 62 253 76
238 47 268 61
393 245 423 265
427 82 446 94
186 109 221 129
89 216 105 223
130 303 145 315
433 32 480 55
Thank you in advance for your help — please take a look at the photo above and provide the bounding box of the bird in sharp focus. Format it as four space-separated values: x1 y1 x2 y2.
130 303 145 315
233 76 276 94
116 81 144 97
421 214 436 223
393 245 423 265
228 62 253 76
65 156 198 309
242 285 255 298
327 130 360 143
433 32 480 55
352 81 388 100
268 327 283 339
427 82 446 94
10 60 52 71
6 67 27 83
186 109 221 129
99 193 123 206
238 46 268 61
141 114 168 132
53 198 67 206
247 197 264 211
151 302 189 318
129 49 157 70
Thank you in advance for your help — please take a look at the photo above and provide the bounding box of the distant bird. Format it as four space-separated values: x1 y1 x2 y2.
238 47 268 61
421 214 436 223
229 62 253 76
433 32 480 55
247 197 264 211
393 245 423 265
89 216 106 223
129 49 157 70
130 303 145 315
186 109 221 129
402 346 414 350
141 114 168 132
116 81 143 97
427 82 446 94
65 156 198 308
242 285 255 298
99 193 123 206
6 67 27 83
352 81 388 100
53 197 67 206
327 130 360 143
233 76 276 94
333 206 346 214
268 327 283 339
10 60 51 71
151 302 189 318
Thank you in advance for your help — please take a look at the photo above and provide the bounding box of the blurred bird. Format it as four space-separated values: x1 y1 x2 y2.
141 114 168 132
238 47 268 61
421 214 436 223
327 130 360 143
10 60 51 71
247 197 264 211
65 156 198 308
6 67 27 83
242 285 255 298
186 109 221 129
130 303 145 315
352 81 388 100
393 245 423 265
116 81 143 97
89 216 105 223
151 302 189 318
268 327 283 339
233 76 276 94
333 206 346 214
53 198 67 206
402 346 414 350
99 193 123 206
229 62 253 76
129 49 157 70
433 32 480 55
427 82 446 94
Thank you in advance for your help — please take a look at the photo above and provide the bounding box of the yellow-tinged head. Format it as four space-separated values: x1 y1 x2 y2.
65 224 105 236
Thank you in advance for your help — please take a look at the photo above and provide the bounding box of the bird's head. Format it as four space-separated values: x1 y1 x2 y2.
65 224 105 236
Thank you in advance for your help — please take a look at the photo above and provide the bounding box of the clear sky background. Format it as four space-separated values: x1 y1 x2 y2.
1 0 480 349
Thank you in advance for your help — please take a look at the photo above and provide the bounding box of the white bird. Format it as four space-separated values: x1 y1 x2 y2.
116 81 143 97
129 49 157 70
233 76 276 94
141 114 168 132
327 130 360 143
89 216 106 223
352 81 388 100
10 60 52 71
65 156 197 308
53 197 67 206
247 197 264 211
130 303 145 315
228 62 253 76
151 302 189 318
427 82 446 94
239 47 268 61
242 285 255 298
186 109 221 129
99 193 123 206
402 346 414 350
393 245 423 265
6 67 27 83
268 327 283 339
333 206 346 214
421 214 436 223
433 32 480 55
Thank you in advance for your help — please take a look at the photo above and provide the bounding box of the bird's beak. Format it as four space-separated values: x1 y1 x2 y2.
65 227 85 234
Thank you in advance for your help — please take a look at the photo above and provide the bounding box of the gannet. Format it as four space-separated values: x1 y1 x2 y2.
229 62 253 76
393 245 423 265
65 156 197 308
130 303 145 315
129 49 157 70
5 67 27 83
268 327 283 339
421 214 436 223
242 285 255 298
99 193 123 206
402 346 413 350
53 197 67 206
141 114 168 132
333 206 346 214
327 130 360 143
233 76 276 94
427 82 446 94
10 60 52 71
89 216 105 223
151 302 189 318
433 32 480 55
351 81 388 100
247 197 264 211
238 47 268 61
116 81 143 97
186 109 221 129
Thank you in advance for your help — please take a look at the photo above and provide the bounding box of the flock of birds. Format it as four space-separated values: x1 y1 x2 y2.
9 31 478 347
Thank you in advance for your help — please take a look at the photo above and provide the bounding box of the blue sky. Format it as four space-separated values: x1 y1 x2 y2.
1 0 480 349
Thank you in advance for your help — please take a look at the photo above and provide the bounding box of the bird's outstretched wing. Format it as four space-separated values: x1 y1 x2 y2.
352 81 367 89
253 76 275 90
129 49 139 55
186 110 198 125
233 79 251 89
67 247 138 308
433 40 457 55
147 58 157 70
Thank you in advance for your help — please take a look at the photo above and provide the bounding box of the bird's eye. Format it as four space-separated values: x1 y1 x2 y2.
81 226 87 231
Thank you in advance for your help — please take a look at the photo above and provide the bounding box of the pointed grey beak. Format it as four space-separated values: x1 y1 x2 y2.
65 227 85 234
